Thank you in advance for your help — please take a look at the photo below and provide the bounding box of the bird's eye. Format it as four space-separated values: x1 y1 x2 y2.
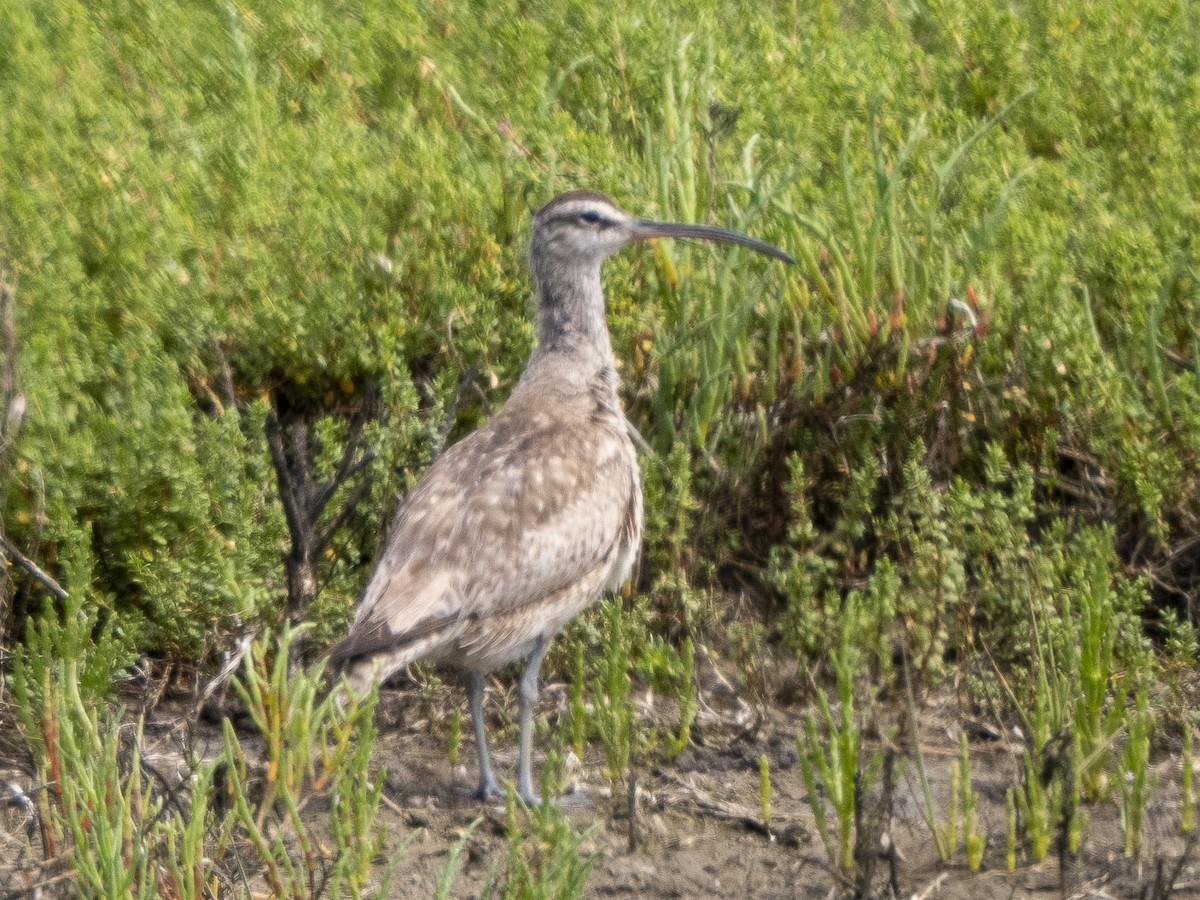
579 210 602 225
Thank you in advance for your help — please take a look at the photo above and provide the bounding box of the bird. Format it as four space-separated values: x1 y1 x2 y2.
327 190 793 804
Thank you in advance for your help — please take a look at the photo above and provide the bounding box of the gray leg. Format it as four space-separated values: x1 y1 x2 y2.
517 636 550 805
467 670 502 800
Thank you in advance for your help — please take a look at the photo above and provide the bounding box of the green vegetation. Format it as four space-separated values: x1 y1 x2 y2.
960 734 985 872
435 818 481 900
797 594 880 875
590 597 636 793
12 617 398 897
1120 676 1155 859
1 0 1198 895
447 706 462 772
14 618 176 897
219 627 389 896
498 772 597 900
1006 787 1019 873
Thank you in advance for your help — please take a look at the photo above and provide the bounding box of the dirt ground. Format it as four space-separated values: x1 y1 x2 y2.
357 675 1199 900
1 659 1197 899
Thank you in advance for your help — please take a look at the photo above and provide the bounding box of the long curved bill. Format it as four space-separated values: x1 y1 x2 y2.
632 218 795 265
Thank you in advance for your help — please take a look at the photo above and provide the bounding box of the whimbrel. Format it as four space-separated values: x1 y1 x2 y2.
328 191 792 804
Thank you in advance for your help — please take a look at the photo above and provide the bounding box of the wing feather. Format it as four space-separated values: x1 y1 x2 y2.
334 397 637 665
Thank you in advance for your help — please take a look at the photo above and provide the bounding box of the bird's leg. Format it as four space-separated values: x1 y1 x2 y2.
517 636 550 805
466 669 502 800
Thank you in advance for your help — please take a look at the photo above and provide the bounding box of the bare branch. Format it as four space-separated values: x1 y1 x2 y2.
311 388 379 518
314 469 374 556
312 449 374 521
0 528 68 600
285 415 315 515
213 340 241 413
312 420 367 517
264 409 306 548
266 388 380 620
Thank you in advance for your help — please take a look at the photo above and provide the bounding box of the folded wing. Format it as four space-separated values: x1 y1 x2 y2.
326 408 637 667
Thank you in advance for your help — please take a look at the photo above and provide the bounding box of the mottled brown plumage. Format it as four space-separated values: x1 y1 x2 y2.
328 191 792 803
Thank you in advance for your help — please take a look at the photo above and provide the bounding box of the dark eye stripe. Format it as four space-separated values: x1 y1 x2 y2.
541 208 614 229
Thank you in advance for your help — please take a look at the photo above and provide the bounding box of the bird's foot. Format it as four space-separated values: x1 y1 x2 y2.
516 772 543 807
474 778 504 802
517 789 542 808
474 782 542 806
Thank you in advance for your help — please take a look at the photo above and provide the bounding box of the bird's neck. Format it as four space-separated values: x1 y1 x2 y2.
530 261 615 368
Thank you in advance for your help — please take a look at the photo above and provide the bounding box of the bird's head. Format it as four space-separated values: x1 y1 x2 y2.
529 190 794 278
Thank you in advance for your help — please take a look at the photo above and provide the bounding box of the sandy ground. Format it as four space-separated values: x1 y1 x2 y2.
1 662 1197 899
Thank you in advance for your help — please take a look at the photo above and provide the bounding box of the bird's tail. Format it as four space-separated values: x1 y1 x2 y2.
329 655 388 708
325 615 457 698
